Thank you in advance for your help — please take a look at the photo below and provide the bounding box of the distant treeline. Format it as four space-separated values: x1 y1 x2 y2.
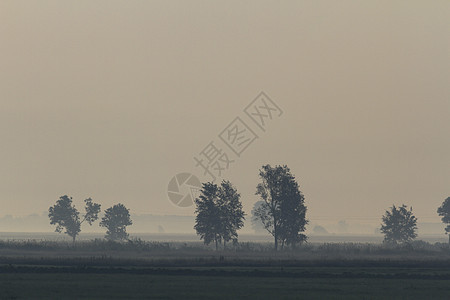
0 213 195 233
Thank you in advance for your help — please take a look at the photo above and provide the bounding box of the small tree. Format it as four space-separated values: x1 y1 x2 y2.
380 204 417 244
194 181 245 250
48 196 101 243
254 165 307 250
100 203 133 241
437 197 450 245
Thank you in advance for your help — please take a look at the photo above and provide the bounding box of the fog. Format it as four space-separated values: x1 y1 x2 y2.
1 0 449 233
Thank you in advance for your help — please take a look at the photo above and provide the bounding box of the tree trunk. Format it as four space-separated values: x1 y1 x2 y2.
223 240 226 249
274 234 278 251
72 236 76 246
448 234 450 247
215 237 218 251
273 219 278 251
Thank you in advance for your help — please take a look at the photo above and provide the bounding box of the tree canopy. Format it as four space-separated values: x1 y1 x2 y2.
380 204 417 244
253 164 307 250
194 180 245 250
48 196 101 242
99 203 133 241
437 197 450 244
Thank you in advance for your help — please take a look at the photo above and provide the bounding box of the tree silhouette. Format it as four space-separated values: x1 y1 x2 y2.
251 201 267 234
99 203 133 241
254 164 307 250
380 204 417 244
48 195 101 243
437 197 450 245
194 183 220 249
194 181 245 250
218 180 245 248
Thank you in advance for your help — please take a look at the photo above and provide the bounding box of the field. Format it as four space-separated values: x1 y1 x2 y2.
1 239 450 299
2 269 450 299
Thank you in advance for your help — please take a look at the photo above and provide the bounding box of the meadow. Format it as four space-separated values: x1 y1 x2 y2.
1 239 450 299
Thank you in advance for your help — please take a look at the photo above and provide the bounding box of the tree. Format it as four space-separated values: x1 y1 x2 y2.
194 181 245 250
254 164 308 250
251 201 267 234
48 195 101 243
380 204 417 244
99 203 133 241
194 182 220 249
437 197 450 245
218 180 245 247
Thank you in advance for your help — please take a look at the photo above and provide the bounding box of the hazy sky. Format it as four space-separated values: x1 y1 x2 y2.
1 1 449 226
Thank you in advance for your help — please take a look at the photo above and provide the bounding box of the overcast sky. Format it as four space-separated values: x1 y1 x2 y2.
1 1 449 226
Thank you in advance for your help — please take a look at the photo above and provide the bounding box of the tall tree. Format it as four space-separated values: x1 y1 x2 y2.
218 180 245 247
380 204 417 244
194 181 245 250
48 196 101 243
437 197 450 245
279 181 307 248
254 165 308 250
99 203 133 241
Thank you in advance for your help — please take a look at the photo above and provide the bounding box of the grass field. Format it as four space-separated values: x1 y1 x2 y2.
1 239 450 299
2 266 450 299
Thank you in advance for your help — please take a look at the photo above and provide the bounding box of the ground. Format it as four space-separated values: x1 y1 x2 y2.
1 267 450 299
1 239 450 299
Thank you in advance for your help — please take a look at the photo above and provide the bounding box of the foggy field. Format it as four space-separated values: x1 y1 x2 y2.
1 232 448 244
2 239 450 298
2 238 450 265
